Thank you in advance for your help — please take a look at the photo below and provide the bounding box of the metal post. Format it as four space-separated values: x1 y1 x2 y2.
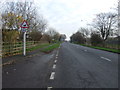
23 1 26 56
23 31 26 56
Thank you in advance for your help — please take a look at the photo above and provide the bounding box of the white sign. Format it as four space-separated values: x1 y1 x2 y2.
22 28 27 32
21 20 29 28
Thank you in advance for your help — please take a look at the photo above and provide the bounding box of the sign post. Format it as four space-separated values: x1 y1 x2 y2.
23 31 26 56
20 20 29 56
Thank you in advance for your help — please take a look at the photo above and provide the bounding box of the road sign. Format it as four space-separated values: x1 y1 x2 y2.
22 28 27 32
20 20 29 28
20 20 29 56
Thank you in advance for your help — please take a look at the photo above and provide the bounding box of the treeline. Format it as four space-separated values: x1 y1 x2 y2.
70 11 119 49
2 1 66 44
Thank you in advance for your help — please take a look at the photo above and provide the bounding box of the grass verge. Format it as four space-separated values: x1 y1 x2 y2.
3 43 51 57
41 42 61 53
79 44 120 53
26 43 51 52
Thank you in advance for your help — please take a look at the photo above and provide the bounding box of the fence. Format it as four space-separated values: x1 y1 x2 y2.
2 41 42 57
86 43 119 50
103 43 119 49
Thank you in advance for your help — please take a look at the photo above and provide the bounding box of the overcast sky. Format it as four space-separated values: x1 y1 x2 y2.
2 0 118 40
33 0 118 40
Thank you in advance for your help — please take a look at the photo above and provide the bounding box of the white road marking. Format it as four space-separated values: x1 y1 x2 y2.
50 72 55 80
101 57 111 61
84 50 87 51
57 51 59 54
56 54 58 57
13 69 16 71
52 64 56 69
56 56 58 59
47 87 52 90
6 72 8 74
54 60 57 63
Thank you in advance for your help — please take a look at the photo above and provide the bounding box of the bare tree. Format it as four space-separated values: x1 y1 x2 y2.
90 31 103 46
78 27 90 38
46 28 58 37
53 33 60 41
46 28 60 42
116 1 120 37
93 12 117 41
2 1 47 31
59 34 66 41
70 32 86 44
29 31 42 41
41 34 52 43
2 1 47 42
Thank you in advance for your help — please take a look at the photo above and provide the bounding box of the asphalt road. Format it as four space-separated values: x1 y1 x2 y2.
2 50 56 88
49 42 118 88
2 42 118 88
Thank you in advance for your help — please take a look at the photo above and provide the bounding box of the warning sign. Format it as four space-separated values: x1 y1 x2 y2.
20 20 29 28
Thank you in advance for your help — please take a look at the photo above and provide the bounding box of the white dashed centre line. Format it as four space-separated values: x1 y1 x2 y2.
52 64 56 69
54 60 57 63
56 56 58 59
47 87 52 90
101 57 111 62
13 69 16 71
50 72 55 80
6 72 8 74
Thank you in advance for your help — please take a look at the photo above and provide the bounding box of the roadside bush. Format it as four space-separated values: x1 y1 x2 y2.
90 33 103 46
70 32 86 44
29 31 42 41
41 34 52 43
3 30 19 43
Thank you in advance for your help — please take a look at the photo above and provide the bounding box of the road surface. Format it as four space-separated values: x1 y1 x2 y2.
3 42 118 88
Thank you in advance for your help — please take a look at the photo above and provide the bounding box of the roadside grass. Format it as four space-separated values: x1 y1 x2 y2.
3 43 51 57
79 44 120 53
41 42 61 53
1 43 52 66
26 43 51 52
